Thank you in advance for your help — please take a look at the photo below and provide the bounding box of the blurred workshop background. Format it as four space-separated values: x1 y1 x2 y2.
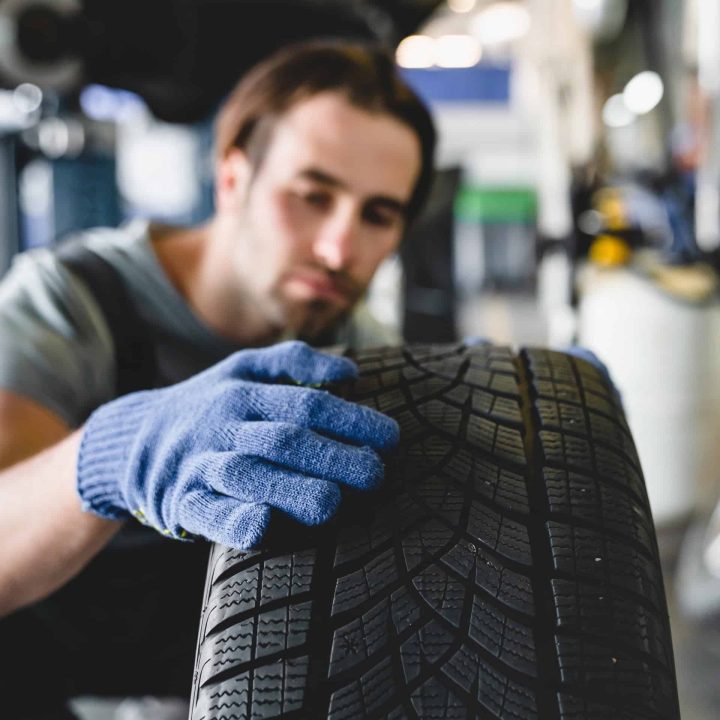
1 0 720 718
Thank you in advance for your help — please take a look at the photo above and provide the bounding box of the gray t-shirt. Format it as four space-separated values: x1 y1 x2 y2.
0 219 399 427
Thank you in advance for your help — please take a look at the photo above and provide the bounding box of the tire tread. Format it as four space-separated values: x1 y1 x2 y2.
190 344 679 719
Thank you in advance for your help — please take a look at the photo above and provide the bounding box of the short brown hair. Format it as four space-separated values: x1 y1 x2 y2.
214 40 436 223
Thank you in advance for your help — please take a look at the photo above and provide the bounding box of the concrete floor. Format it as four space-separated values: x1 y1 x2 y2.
71 696 188 719
657 524 720 720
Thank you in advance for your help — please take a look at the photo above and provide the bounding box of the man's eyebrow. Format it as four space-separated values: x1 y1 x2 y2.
299 168 345 188
299 167 409 215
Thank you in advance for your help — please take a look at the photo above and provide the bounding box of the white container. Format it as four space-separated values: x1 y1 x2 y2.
577 254 720 526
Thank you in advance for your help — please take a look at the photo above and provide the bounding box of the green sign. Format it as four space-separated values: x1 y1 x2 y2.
454 186 537 223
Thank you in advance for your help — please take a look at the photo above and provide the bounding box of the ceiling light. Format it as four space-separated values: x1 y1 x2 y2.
396 35 436 69
623 71 664 115
435 35 482 68
602 93 636 128
573 0 628 41
12 83 42 115
448 0 477 13
471 2 531 45
79 84 146 122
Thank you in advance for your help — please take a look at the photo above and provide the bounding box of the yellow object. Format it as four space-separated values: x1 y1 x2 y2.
595 188 628 230
648 263 719 302
590 235 632 266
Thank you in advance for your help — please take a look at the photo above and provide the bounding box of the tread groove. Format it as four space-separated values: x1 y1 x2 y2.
515 350 561 719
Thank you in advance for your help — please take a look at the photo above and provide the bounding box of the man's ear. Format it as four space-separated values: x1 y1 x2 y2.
215 148 252 213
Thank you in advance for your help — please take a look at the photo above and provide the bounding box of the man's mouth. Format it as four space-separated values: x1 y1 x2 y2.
285 272 355 304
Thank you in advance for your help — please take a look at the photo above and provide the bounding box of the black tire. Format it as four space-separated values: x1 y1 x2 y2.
189 343 680 719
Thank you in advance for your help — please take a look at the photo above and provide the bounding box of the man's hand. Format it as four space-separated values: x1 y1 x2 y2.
76 341 399 548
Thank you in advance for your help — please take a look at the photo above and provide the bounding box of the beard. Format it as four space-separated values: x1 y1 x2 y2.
273 270 365 343
284 296 355 343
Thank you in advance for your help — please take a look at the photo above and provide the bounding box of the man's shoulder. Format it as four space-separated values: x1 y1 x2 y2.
0 227 129 426
4 220 151 285
52 219 176 312
61 219 152 265
0 221 150 330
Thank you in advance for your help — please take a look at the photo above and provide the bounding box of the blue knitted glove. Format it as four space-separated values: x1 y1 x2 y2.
76 341 399 548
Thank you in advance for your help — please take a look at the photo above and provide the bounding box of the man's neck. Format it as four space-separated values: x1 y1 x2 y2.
149 222 283 346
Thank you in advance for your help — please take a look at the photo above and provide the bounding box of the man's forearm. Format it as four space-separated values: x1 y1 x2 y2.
0 430 124 617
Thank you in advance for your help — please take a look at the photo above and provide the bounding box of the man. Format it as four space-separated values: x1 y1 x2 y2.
0 40 435 715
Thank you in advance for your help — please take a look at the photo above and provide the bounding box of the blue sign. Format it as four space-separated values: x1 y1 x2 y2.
400 64 511 104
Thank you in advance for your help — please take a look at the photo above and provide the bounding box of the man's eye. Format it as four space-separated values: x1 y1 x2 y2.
363 207 398 228
303 192 331 209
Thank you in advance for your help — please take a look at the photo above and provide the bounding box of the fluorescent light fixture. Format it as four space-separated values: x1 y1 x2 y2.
448 0 477 13
602 93 636 127
623 70 664 115
396 35 436 68
471 2 531 45
80 84 146 122
12 83 42 115
0 84 42 130
435 34 482 67
38 117 84 158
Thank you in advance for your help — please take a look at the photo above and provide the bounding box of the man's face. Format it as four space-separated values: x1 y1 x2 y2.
216 91 422 339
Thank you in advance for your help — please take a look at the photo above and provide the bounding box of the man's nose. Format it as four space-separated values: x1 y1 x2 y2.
312 207 360 271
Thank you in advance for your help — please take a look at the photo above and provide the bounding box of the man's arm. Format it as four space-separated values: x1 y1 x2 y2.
0 390 123 617
0 342 399 619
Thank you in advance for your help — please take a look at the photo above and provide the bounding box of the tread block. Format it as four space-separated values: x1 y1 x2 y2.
391 585 424 634
546 520 663 609
328 655 397 717
333 523 393 569
402 518 455 572
551 578 671 667
445 449 530 513
442 643 539 719
194 673 250 720
587 411 638 467
440 542 535 617
412 475 465 524
592 444 647 501
412 562 466 627
329 599 390 677
557 692 666 720
198 617 255 685
539 431 594 474
251 657 308 718
468 503 532 566
208 547 263 586
416 399 464 436
555 636 672 715
543 468 655 553
469 596 537 676
256 602 312 659
400 619 454 681
332 547 398 616
411 676 468 718
467 415 526 465
405 436 455 476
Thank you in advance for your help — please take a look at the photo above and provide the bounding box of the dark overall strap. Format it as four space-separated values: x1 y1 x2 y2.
55 242 157 396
